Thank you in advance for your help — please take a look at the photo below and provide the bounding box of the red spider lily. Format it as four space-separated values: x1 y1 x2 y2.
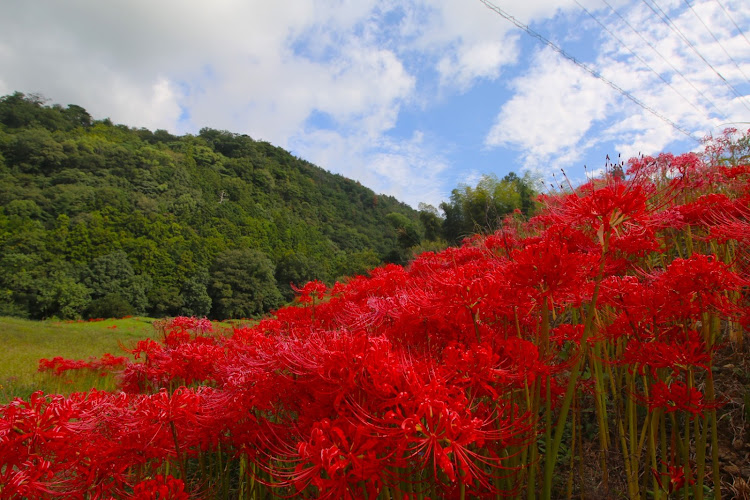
544 177 654 246
652 463 696 495
675 193 743 227
705 205 750 244
641 380 721 417
38 353 129 377
618 328 714 376
626 152 704 183
120 333 224 391
646 254 743 321
506 228 598 308
162 316 213 335
277 418 387 499
38 357 93 376
0 457 58 499
292 280 327 304
131 474 189 500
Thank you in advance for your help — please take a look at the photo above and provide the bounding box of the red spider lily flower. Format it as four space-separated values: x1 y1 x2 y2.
131 474 189 500
38 357 93 376
652 463 695 495
647 253 743 321
292 280 327 304
626 152 704 182
619 329 714 377
165 316 213 335
38 353 129 379
267 418 387 499
705 205 750 244
675 193 743 227
641 380 721 417
507 229 598 308
0 457 58 499
544 177 653 247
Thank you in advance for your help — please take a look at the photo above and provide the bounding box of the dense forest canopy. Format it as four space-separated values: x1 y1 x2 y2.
0 92 537 319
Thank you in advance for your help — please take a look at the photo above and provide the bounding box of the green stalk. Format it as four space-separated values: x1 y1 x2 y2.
695 412 707 500
648 408 662 500
526 375 541 500
591 341 610 491
566 396 577 500
541 298 552 498
705 315 721 499
541 235 609 499
684 370 694 500
624 373 640 499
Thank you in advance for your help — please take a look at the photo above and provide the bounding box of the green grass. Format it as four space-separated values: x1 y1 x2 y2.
0 316 157 402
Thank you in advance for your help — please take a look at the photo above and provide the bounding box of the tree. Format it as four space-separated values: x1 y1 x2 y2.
6 128 66 173
438 172 538 243
179 267 212 317
439 190 467 245
36 271 91 319
209 248 282 319
63 104 92 128
386 212 422 249
417 203 443 242
81 251 151 317
275 252 326 302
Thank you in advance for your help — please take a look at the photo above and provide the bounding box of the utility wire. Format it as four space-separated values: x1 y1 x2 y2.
601 0 730 120
575 0 709 119
478 0 701 142
714 0 750 49
683 0 750 85
641 0 750 112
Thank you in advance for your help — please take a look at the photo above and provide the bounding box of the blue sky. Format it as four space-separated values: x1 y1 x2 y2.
1 0 748 207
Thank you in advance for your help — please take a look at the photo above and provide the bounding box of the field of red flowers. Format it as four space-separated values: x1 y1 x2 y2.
2 130 749 499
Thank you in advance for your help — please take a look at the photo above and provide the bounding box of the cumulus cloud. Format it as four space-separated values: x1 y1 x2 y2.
1 0 748 205
485 47 615 169
483 0 750 177
437 40 519 91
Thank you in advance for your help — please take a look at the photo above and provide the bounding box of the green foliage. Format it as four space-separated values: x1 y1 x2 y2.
86 293 136 319
179 268 212 317
439 172 538 244
275 252 325 301
81 251 151 315
209 249 282 319
0 92 433 319
0 92 539 319
36 271 91 319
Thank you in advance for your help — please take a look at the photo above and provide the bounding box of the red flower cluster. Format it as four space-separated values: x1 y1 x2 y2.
2 135 748 498
38 353 129 377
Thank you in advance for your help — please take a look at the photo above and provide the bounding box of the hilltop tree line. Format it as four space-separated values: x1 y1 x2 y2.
0 92 537 320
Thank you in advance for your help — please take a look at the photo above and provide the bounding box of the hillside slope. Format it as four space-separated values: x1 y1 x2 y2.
0 92 423 319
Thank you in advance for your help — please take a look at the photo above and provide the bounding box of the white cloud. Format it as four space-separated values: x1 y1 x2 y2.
437 39 519 91
1 0 748 205
484 47 615 169
483 0 750 177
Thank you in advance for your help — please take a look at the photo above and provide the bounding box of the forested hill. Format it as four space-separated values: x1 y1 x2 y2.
0 92 427 320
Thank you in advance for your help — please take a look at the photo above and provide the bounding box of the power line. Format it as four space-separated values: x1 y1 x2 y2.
575 0 710 119
601 0 730 120
478 0 702 142
683 0 750 85
714 0 750 49
641 0 750 112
